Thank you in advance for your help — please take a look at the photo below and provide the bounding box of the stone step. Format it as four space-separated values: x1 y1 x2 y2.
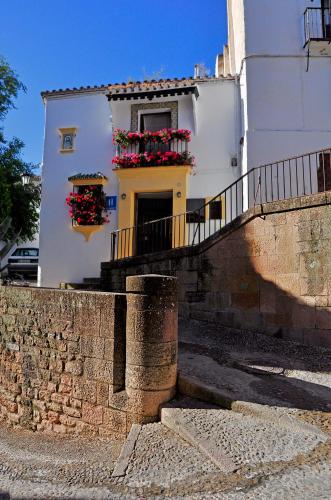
179 350 331 414
161 397 327 475
112 421 220 491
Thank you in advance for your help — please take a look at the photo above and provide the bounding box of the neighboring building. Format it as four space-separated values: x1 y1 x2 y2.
217 0 331 174
38 0 331 288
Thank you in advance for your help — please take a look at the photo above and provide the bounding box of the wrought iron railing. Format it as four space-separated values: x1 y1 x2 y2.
115 138 189 156
304 7 331 46
109 147 331 260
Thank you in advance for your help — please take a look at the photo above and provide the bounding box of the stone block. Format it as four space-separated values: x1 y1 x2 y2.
126 364 177 392
82 402 103 425
126 309 177 344
73 378 96 403
231 292 259 309
80 337 104 358
74 310 100 337
126 341 177 367
291 303 316 329
125 387 176 416
83 358 114 383
316 307 331 329
62 405 81 418
59 414 77 427
65 360 83 376
96 382 109 406
103 407 127 434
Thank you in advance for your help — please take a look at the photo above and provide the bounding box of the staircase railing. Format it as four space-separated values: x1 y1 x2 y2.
109 146 331 261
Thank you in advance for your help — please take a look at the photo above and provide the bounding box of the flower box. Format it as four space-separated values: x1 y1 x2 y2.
66 181 109 240
112 151 195 169
113 128 191 148
71 224 104 241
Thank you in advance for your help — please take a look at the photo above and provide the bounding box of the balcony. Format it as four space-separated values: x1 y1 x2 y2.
304 7 331 47
112 129 194 169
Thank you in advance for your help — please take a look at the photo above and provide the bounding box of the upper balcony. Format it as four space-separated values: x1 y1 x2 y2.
304 7 331 49
112 129 194 169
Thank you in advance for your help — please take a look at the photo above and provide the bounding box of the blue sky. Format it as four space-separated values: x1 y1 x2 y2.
1 0 227 166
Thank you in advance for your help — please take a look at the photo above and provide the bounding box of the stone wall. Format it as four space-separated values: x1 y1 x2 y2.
0 276 178 435
101 192 331 348
0 287 126 434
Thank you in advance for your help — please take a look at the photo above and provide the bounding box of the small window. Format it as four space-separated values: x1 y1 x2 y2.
59 127 77 153
186 199 205 223
209 200 222 220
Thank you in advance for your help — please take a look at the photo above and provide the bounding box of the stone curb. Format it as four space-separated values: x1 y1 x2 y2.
178 373 328 439
161 408 237 474
178 373 233 409
112 424 141 477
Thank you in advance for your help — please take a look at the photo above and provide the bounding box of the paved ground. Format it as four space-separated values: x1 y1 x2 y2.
0 320 330 498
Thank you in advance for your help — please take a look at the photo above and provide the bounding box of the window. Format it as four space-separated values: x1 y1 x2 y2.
186 199 205 223
59 127 77 153
140 112 171 132
12 248 39 257
209 200 222 220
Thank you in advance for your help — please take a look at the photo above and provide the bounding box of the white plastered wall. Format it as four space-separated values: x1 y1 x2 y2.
38 93 116 287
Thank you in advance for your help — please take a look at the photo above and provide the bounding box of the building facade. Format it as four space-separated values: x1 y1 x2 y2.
39 77 239 287
38 0 331 287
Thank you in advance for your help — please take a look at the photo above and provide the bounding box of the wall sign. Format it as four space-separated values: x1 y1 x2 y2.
106 196 117 210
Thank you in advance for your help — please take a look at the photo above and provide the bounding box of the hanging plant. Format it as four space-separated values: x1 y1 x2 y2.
66 185 109 226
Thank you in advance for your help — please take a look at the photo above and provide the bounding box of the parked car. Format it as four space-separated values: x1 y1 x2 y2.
7 247 39 280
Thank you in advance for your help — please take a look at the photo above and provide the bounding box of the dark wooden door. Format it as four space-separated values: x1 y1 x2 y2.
136 196 173 255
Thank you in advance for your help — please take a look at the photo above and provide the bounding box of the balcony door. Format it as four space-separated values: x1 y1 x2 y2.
135 192 173 255
140 112 171 153
322 0 331 38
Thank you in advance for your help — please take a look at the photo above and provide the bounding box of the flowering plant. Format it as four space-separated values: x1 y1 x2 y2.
113 128 191 148
112 151 195 169
65 185 109 225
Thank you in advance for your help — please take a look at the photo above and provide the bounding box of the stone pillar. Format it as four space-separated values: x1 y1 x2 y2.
125 274 178 422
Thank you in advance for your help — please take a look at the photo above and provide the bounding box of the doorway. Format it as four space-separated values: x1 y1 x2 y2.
322 0 331 38
135 192 173 255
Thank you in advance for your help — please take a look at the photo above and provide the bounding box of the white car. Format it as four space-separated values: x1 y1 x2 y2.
7 247 39 279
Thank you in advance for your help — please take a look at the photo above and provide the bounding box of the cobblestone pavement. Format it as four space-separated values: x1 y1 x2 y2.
0 321 330 498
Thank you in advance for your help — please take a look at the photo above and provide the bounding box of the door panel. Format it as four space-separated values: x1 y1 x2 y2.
136 196 173 255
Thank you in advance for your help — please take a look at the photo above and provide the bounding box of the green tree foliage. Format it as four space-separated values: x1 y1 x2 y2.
0 56 40 242
0 56 26 120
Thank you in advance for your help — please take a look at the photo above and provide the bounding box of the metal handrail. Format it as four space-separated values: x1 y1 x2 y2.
109 146 331 260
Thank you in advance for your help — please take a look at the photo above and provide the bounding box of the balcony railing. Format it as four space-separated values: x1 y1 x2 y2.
112 129 194 169
109 146 331 260
115 138 189 156
304 7 331 46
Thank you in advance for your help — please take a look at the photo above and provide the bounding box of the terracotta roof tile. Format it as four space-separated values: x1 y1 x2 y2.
41 75 233 98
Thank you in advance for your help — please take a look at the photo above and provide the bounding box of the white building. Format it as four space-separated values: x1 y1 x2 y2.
38 0 331 288
217 0 331 172
39 77 239 287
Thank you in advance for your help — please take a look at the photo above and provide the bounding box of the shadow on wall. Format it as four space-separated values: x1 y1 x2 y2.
101 193 331 350
199 197 331 349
